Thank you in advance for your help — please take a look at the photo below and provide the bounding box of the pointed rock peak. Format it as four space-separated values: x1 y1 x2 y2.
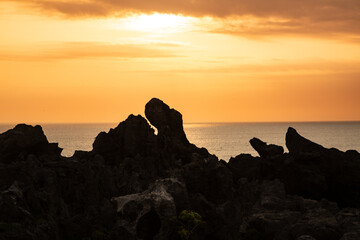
286 127 325 154
287 127 297 134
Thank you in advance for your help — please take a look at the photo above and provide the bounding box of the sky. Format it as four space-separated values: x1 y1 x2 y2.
1 0 360 123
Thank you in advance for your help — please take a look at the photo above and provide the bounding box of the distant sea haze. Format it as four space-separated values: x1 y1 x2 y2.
0 122 359 161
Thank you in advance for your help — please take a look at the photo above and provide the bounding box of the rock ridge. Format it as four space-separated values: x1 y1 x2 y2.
0 98 359 240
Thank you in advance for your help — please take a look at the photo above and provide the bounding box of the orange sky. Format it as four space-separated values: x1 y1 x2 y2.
1 0 360 123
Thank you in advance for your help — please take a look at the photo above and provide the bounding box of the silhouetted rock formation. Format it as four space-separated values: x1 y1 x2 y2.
145 98 190 153
250 137 284 158
0 124 61 163
92 114 157 164
232 129 360 208
286 127 325 154
145 98 188 141
1 98 360 240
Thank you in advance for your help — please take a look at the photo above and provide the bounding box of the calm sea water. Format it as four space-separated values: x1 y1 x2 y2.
0 122 359 161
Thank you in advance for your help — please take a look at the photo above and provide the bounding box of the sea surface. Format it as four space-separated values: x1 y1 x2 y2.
0 122 359 161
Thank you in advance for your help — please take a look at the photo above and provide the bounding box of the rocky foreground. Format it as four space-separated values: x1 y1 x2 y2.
1 98 360 240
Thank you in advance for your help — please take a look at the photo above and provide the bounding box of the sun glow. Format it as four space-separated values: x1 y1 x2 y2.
119 13 195 33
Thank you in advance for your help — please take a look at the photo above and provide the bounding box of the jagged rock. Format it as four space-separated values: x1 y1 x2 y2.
0 124 61 163
250 137 284 158
1 99 360 240
92 114 157 165
228 127 360 208
145 98 190 151
286 127 325 154
284 129 360 207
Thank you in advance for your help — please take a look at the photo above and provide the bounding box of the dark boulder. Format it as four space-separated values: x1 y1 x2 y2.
228 154 262 181
250 137 284 158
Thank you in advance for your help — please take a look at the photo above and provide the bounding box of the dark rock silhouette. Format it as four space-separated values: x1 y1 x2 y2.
145 98 188 144
228 153 262 180
145 98 191 156
286 127 325 154
250 137 284 158
0 124 61 163
92 114 157 164
0 98 360 240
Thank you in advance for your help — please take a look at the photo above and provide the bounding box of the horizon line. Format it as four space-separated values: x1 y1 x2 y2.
1 120 360 125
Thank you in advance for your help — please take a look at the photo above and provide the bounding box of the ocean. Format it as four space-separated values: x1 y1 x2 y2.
1 122 359 161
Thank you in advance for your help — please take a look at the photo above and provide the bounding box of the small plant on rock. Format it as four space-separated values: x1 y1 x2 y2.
170 210 204 240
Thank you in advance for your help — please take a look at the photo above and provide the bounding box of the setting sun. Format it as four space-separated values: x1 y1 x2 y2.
118 13 195 33
0 0 359 123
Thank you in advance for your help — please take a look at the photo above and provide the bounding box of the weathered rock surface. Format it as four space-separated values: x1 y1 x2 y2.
0 98 360 240
111 178 186 240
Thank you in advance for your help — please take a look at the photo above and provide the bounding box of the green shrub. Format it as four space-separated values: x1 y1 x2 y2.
170 210 204 240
